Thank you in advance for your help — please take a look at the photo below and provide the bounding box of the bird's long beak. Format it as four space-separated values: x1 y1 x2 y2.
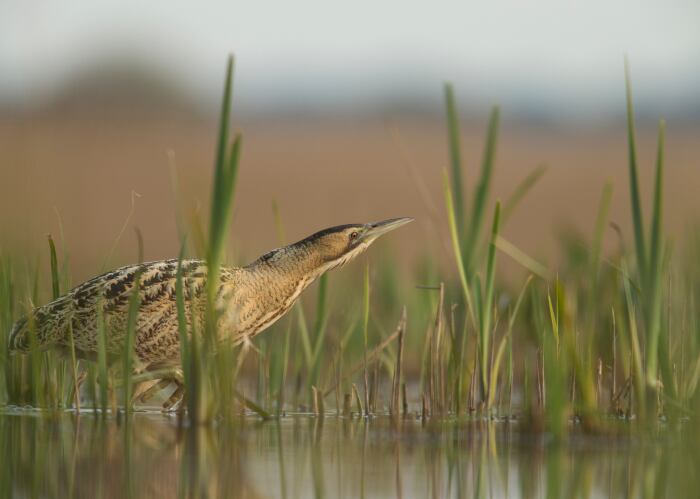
363 217 414 242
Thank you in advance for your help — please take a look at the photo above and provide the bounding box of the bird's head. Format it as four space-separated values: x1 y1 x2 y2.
305 217 413 270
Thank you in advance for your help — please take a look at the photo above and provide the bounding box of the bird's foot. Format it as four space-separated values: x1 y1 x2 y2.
132 378 172 405
162 382 185 412
75 370 87 389
240 335 262 357
130 367 184 409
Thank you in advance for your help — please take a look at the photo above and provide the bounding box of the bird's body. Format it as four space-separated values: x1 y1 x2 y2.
8 219 412 383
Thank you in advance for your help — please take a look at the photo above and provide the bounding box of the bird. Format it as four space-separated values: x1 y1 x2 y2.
8 217 412 409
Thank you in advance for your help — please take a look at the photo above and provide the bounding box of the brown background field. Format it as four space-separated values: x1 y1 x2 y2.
1 108 699 285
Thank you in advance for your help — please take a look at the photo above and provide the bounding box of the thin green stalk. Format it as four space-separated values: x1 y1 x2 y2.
207 55 235 275
309 274 329 385
645 120 665 385
175 241 200 419
501 164 547 225
480 202 501 398
464 107 500 274
202 56 242 419
206 133 242 339
362 265 370 416
51 235 80 410
0 258 13 404
65 323 80 411
296 306 313 370
48 235 65 408
122 272 142 414
27 314 43 407
494 236 550 280
444 83 465 243
547 291 559 352
624 59 647 282
487 275 532 410
442 169 477 330
590 183 614 283
205 56 240 353
276 322 292 415
96 297 108 414
47 236 60 300
622 260 646 413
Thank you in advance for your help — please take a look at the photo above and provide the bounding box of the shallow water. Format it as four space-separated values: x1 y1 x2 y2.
1 409 698 498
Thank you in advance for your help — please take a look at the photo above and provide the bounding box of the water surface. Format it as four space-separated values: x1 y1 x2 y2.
1 409 697 498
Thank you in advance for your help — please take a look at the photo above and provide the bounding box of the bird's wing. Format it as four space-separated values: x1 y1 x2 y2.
9 259 210 355
76 259 209 354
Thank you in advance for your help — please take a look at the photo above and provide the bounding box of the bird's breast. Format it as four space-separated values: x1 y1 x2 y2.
225 275 311 341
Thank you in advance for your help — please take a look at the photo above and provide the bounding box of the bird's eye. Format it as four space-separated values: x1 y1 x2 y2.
350 231 359 240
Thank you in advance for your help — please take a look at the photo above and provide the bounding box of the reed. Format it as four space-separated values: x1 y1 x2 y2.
2 58 700 441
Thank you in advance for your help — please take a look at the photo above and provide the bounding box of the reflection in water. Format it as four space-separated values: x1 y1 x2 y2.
1 411 699 498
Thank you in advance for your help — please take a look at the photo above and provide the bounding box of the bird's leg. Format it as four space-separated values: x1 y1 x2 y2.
131 378 163 405
73 368 87 407
161 368 185 412
127 366 184 411
75 369 87 389
162 380 185 412
240 335 262 356
134 378 172 404
129 367 182 385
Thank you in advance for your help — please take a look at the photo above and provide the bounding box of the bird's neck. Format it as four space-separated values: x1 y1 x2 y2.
248 240 328 280
230 243 329 337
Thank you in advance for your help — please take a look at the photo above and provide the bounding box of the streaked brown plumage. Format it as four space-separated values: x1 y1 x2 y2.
8 218 411 407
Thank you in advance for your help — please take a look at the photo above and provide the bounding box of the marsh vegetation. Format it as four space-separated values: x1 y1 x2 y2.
1 57 700 497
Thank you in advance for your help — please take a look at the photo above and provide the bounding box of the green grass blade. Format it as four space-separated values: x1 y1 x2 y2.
310 274 329 380
208 55 235 261
362 264 370 353
501 164 546 225
206 56 241 372
295 306 313 369
442 169 477 329
49 235 81 410
624 59 647 281
175 240 198 419
547 292 559 350
96 297 108 414
464 106 500 273
488 275 532 409
311 274 329 357
509 275 534 333
0 259 13 404
203 57 241 419
362 265 370 415
645 120 666 386
122 271 142 414
122 231 144 413
481 201 501 395
648 120 665 284
47 234 63 404
47 236 60 300
591 182 614 280
276 322 292 414
207 134 242 305
444 83 466 242
621 260 646 412
494 236 550 280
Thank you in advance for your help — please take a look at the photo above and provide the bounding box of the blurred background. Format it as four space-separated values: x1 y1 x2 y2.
1 0 699 283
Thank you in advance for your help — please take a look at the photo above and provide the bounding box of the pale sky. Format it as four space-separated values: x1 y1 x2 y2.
2 0 699 118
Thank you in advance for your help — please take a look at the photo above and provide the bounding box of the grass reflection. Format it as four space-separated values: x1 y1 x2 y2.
2 411 700 498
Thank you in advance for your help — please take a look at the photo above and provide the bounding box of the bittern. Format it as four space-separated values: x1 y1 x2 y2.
8 218 412 409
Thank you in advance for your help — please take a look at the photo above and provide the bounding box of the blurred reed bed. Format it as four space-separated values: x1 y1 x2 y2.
1 57 700 444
